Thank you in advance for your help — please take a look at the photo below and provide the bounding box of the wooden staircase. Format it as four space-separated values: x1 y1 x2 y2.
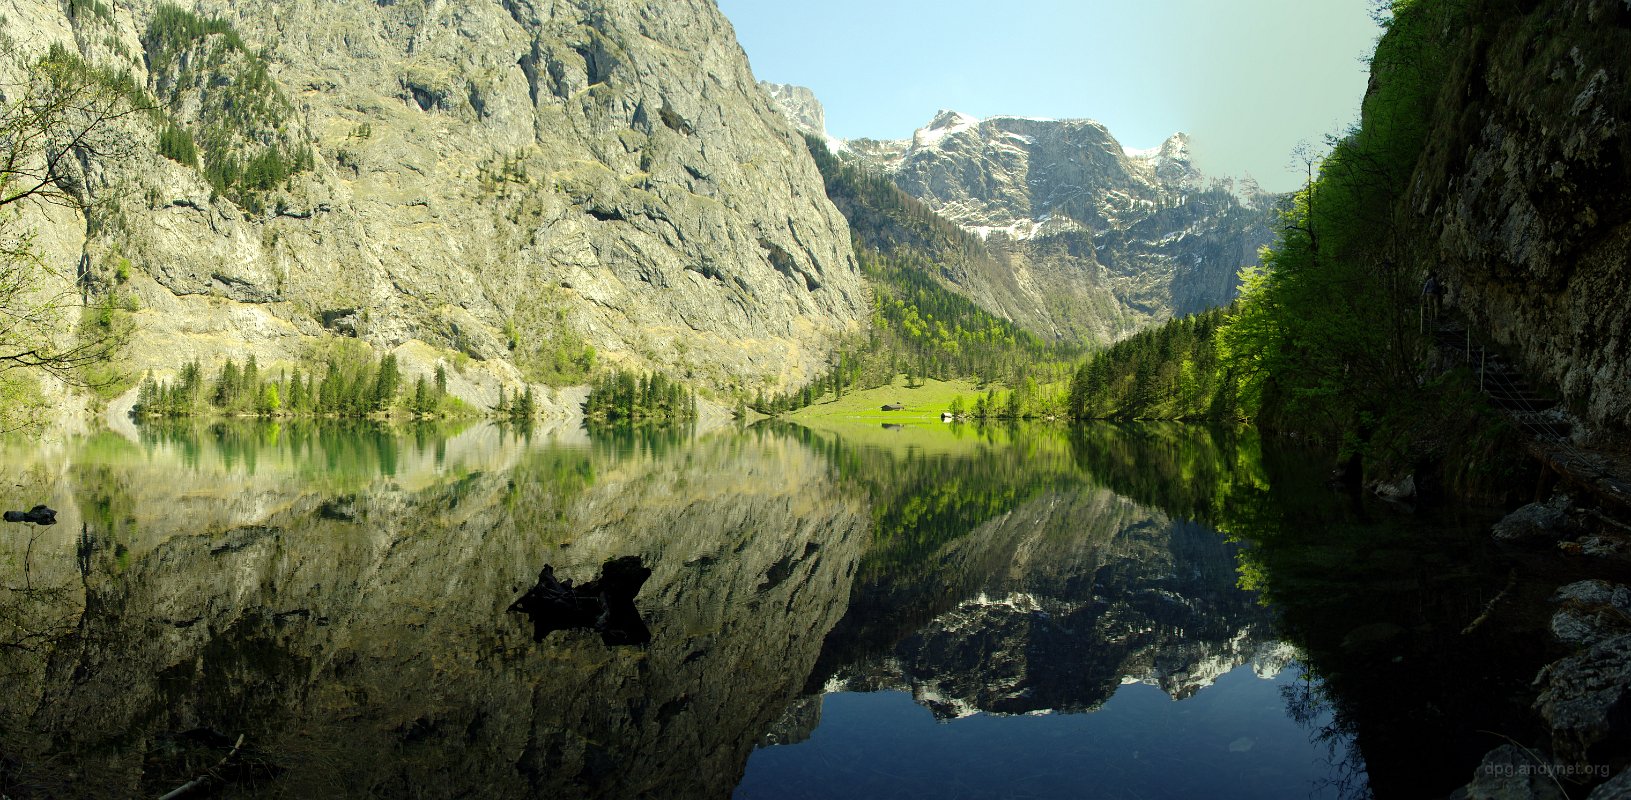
1431 318 1572 441
1430 312 1631 513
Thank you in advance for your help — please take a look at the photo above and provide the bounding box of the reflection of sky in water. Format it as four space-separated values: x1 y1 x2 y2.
738 663 1341 800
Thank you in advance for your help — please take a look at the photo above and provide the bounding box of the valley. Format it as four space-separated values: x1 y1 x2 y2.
1 0 1629 797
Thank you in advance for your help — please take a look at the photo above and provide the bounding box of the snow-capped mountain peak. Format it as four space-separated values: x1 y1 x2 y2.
912 109 983 148
761 84 1275 344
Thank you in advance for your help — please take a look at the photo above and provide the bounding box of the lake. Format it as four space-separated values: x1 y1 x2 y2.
0 419 1557 798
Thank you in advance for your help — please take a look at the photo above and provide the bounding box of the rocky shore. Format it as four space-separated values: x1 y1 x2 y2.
1452 493 1631 799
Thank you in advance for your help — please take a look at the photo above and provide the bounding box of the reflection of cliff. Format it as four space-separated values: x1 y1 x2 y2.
0 429 867 798
813 483 1280 720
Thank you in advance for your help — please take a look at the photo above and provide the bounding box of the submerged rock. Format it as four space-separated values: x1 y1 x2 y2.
1587 770 1631 799
1371 473 1417 501
509 556 653 647
1577 535 1629 558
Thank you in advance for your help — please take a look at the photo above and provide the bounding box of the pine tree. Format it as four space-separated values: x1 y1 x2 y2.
243 355 260 406
373 353 401 412
412 376 431 416
288 370 306 413
214 359 240 409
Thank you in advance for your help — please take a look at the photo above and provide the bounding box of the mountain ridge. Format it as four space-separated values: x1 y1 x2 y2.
764 83 1278 344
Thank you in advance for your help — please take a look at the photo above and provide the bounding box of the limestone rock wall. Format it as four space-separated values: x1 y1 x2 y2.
878 117 1276 342
5 0 866 403
1411 0 1631 432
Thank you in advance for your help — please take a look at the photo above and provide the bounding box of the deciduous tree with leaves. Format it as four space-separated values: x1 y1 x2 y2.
0 43 142 427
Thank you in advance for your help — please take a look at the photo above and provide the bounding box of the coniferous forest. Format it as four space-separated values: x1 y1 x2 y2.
135 348 464 420
584 369 699 426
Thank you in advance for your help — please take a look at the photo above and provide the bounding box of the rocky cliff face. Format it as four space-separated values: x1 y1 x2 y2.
7 0 867 407
769 89 1276 342
1408 0 1631 433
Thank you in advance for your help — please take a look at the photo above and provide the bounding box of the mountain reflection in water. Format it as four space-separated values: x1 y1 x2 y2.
0 420 1347 798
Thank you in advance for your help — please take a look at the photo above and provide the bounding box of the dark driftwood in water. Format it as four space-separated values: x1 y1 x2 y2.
3 505 55 525
157 733 245 800
509 556 652 646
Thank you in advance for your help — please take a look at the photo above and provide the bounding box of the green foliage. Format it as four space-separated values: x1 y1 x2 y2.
142 4 310 210
134 348 463 420
1069 307 1239 421
1071 0 1470 449
144 5 247 60
494 383 541 421
780 423 1079 578
66 0 113 22
502 288 598 386
509 317 597 386
805 134 991 263
372 354 401 412
1212 0 1465 440
70 293 137 399
864 248 1060 381
479 151 532 191
1068 423 1267 526
0 372 48 431
584 369 697 426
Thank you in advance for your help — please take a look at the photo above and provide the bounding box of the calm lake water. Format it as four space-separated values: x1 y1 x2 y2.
0 419 1558 798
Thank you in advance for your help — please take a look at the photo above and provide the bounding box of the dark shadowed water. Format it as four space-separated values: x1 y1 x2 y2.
0 419 1555 798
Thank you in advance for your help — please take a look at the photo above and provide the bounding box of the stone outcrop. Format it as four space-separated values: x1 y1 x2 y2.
1492 493 1585 542
8 0 867 409
1534 633 1631 770
1447 745 1569 800
1549 579 1631 648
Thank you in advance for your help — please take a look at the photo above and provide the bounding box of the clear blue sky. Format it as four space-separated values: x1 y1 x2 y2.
715 0 1383 192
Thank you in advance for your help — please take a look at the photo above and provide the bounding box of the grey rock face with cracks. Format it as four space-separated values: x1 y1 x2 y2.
10 0 868 405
